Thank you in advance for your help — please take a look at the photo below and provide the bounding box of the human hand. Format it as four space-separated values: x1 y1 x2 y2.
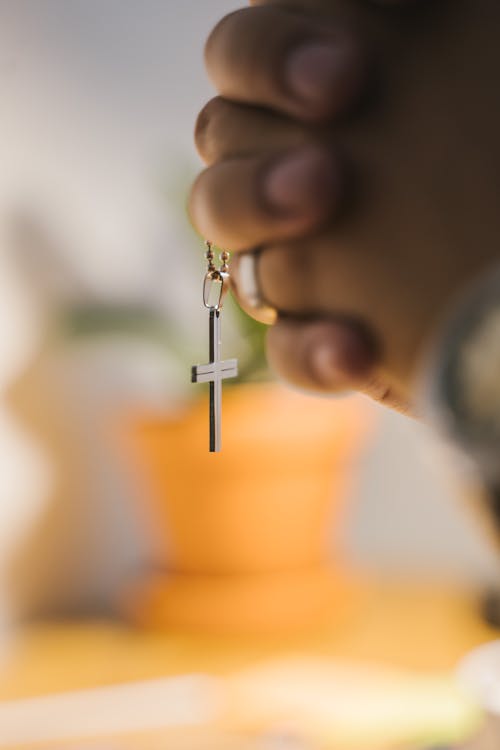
191 1 411 409
190 0 500 411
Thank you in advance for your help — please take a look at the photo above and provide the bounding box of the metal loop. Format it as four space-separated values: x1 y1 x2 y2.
203 269 229 310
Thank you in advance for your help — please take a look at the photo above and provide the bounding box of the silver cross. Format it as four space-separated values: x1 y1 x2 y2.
192 307 238 452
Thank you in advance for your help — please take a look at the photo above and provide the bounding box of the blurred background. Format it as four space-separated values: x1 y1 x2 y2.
0 1 499 748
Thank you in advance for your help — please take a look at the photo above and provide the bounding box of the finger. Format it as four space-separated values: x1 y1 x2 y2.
255 237 385 321
267 318 376 393
360 376 413 414
240 236 420 409
205 6 366 123
258 240 338 315
195 97 313 166
188 145 342 251
230 239 350 320
230 251 278 325
267 318 412 412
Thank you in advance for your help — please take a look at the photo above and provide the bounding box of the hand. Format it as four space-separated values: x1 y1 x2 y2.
192 1 409 410
190 0 500 411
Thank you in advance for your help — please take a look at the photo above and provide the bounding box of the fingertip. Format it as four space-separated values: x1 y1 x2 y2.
308 326 374 387
267 319 376 394
194 97 227 165
194 100 213 164
204 6 368 124
204 8 240 77
188 147 344 251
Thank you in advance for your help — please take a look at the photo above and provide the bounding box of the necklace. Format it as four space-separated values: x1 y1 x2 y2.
191 241 238 452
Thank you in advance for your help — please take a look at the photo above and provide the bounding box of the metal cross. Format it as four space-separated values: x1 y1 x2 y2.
191 308 238 452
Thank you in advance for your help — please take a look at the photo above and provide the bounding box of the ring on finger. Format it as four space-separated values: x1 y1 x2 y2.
231 250 278 325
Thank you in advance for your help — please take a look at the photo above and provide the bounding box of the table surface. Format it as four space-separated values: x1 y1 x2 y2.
0 577 497 699
1 577 497 749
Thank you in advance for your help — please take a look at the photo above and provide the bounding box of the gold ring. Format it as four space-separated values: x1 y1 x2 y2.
230 250 278 325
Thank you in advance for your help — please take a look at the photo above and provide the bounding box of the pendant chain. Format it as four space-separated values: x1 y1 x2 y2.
205 240 230 276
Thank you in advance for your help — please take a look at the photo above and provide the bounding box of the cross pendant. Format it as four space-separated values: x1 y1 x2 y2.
191 308 238 452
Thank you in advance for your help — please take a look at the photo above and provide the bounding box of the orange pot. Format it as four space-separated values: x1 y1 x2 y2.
120 383 372 632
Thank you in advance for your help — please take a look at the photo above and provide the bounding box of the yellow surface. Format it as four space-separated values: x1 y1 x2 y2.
0 578 496 698
0 578 497 748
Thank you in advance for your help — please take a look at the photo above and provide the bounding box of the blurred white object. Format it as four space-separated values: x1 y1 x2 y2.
346 403 500 586
457 641 500 749
458 640 500 716
0 674 222 746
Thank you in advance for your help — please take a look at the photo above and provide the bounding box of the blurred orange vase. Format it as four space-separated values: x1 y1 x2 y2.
119 383 373 633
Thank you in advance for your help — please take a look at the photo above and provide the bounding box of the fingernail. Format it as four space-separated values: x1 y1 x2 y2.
286 40 359 113
263 148 338 217
311 343 347 387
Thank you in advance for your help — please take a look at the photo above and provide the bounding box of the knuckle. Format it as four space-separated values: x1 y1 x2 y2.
188 163 231 242
187 168 210 233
